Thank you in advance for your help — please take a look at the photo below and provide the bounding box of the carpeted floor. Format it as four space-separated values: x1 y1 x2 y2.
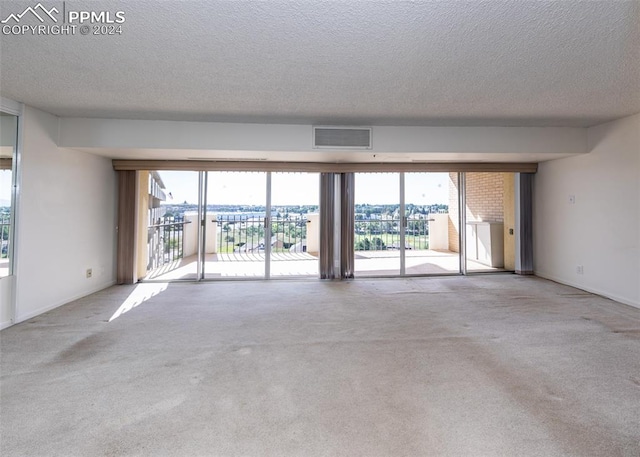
1 275 639 456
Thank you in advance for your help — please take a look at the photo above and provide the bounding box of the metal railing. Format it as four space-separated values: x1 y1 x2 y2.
216 215 308 254
1 214 10 259
354 217 430 251
147 217 191 270
214 214 432 254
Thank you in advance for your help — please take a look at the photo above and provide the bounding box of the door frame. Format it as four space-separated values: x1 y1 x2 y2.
0 98 23 329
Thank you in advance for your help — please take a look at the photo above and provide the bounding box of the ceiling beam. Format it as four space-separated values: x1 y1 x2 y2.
112 160 538 173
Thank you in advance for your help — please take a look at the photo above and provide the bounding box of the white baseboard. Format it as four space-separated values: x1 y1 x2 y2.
14 280 117 324
1 319 14 330
535 271 640 310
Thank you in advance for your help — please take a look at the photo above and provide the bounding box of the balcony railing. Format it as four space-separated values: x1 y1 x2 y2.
147 212 441 273
1 214 10 259
147 218 191 270
216 215 308 254
214 215 433 254
354 217 430 251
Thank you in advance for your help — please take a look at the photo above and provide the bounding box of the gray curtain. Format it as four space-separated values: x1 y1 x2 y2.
516 173 534 275
319 173 335 279
340 173 355 278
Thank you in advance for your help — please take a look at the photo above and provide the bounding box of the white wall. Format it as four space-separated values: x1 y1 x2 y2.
13 106 117 323
534 113 640 308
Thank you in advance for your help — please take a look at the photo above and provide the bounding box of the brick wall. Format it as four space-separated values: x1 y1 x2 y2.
448 172 505 252
448 174 459 252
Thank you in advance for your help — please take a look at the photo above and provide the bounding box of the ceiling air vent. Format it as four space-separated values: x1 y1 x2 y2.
313 126 372 149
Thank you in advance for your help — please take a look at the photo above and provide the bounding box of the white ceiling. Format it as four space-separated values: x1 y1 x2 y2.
0 0 639 128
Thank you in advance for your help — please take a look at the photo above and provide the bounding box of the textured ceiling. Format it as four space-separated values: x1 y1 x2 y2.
1 0 639 127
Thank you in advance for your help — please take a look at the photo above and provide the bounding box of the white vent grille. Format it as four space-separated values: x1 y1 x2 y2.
313 127 372 149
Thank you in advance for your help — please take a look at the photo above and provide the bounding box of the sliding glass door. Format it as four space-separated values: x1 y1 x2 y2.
0 111 18 327
137 169 515 281
462 172 515 273
353 172 461 277
0 113 17 279
403 173 460 275
270 172 320 278
203 172 268 279
142 170 322 280
354 173 401 276
142 171 199 280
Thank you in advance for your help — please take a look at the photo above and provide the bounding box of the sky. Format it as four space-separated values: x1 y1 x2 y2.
159 171 450 206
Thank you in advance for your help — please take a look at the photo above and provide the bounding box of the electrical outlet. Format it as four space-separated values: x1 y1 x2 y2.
86 268 93 279
569 195 576 204
576 265 583 275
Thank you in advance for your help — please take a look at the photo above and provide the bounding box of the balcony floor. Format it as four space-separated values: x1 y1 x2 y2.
145 250 503 280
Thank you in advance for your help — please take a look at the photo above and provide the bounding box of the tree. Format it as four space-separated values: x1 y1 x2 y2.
371 237 386 250
355 237 386 251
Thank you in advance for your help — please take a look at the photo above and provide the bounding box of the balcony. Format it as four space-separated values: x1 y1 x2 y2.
144 213 503 280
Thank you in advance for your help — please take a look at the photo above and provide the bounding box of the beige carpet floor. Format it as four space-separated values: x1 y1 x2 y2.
1 275 639 456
